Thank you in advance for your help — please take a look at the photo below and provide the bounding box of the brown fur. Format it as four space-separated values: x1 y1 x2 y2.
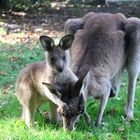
15 35 76 128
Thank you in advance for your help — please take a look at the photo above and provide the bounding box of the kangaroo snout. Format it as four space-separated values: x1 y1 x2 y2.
63 119 75 131
64 126 74 131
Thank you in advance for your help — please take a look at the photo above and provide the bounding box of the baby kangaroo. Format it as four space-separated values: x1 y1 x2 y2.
15 34 76 128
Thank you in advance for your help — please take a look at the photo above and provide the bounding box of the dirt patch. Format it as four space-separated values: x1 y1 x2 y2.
0 1 140 43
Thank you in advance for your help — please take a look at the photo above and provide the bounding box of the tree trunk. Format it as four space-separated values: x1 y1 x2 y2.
0 0 10 10
70 0 109 6
90 0 109 6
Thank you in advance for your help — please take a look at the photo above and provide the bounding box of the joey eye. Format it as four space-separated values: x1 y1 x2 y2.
50 57 55 62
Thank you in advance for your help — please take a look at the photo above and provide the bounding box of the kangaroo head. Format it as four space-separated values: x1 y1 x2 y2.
60 77 85 131
40 34 74 73
42 75 85 131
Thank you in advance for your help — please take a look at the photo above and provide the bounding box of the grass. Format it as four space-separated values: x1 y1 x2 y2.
0 39 140 140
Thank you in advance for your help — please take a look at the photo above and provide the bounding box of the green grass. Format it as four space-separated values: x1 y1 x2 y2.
0 28 6 34
0 40 140 140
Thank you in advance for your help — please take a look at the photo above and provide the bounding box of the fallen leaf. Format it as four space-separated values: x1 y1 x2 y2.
107 108 117 115
42 111 50 120
0 71 7 76
2 85 13 95
118 126 125 132
8 56 20 62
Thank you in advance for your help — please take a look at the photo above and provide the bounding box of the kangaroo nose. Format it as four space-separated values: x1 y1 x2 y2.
65 126 74 131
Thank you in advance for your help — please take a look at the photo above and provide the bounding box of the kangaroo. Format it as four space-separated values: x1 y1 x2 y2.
15 34 77 128
92 17 140 122
42 78 86 131
45 13 127 130
65 12 126 97
64 12 125 36
121 17 140 121
83 16 140 122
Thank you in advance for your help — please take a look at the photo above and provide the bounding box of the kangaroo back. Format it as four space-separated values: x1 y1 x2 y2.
71 13 126 78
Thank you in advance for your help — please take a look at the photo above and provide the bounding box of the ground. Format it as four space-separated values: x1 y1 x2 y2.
0 1 140 44
0 1 140 140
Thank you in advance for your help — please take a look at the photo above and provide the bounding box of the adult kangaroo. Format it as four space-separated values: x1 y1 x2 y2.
59 13 127 129
65 12 127 98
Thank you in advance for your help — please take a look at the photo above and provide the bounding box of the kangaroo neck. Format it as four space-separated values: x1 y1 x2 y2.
46 62 57 83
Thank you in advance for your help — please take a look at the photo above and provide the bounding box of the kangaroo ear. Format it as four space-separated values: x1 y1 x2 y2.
40 36 55 51
42 82 61 98
72 72 88 97
78 94 85 114
72 76 85 97
59 34 74 50
125 23 136 34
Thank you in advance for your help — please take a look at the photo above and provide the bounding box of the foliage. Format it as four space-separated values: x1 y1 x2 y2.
10 0 50 10
0 0 108 11
0 0 50 11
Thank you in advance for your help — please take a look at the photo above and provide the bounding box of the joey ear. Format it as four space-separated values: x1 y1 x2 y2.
40 36 55 51
59 34 74 50
42 82 61 98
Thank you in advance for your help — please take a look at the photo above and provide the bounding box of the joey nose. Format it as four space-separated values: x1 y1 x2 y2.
58 67 63 72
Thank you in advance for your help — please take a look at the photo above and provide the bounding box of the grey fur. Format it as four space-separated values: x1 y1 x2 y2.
109 17 140 121
64 12 96 35
62 13 127 129
121 17 140 121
